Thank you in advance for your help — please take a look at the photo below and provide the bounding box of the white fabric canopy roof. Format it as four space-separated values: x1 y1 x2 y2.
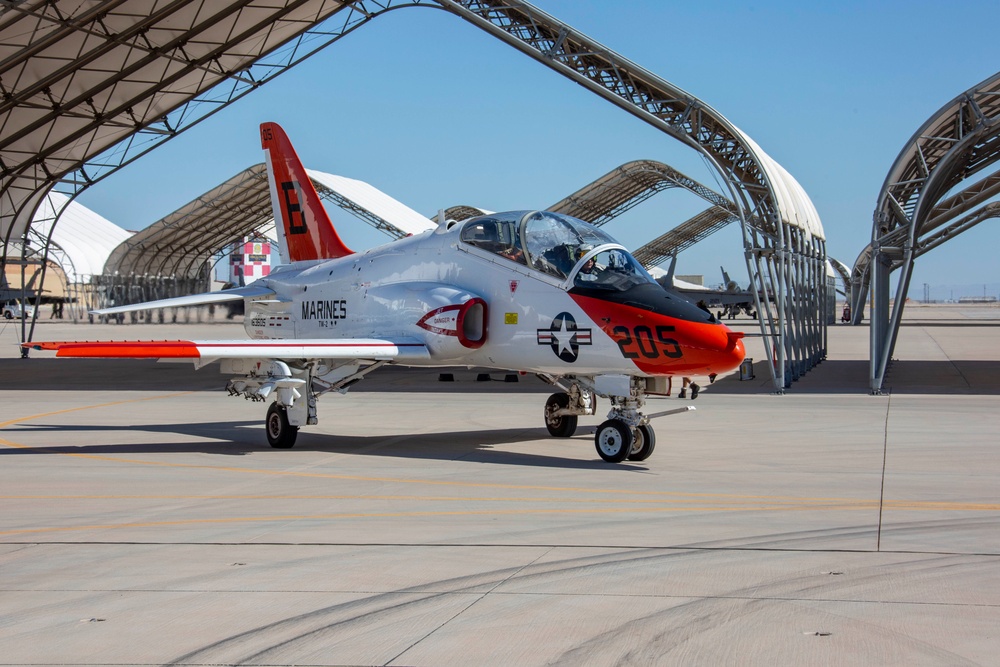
306 169 437 237
31 192 132 283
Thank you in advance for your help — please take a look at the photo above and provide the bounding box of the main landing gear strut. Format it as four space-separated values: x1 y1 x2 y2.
224 359 387 449
542 375 659 463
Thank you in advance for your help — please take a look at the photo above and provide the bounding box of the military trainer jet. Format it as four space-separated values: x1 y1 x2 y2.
25 123 745 463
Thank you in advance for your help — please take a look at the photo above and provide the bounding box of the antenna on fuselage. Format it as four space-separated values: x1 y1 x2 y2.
434 209 460 230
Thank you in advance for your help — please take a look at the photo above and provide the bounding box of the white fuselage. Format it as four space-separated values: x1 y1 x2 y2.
243 223 637 376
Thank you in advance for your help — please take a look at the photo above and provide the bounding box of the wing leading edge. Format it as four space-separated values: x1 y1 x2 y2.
25 338 430 363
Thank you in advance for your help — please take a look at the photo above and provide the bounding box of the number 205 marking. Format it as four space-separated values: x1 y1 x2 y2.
613 325 683 359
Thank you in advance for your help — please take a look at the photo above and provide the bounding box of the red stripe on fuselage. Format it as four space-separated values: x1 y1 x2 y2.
569 293 745 375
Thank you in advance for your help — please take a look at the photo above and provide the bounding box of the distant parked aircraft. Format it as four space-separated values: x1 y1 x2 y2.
651 258 757 320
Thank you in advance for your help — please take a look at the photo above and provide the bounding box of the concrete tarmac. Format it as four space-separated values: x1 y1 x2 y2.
1 305 998 666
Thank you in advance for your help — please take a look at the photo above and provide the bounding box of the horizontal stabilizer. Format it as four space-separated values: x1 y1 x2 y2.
91 285 275 315
25 337 430 363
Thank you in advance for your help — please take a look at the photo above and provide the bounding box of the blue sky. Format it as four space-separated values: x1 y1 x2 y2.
78 0 1000 298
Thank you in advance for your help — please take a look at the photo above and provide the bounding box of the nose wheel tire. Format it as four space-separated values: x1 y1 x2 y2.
627 424 656 461
544 392 577 437
266 402 298 449
595 419 632 463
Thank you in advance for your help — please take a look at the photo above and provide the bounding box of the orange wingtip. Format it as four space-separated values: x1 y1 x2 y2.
23 340 200 358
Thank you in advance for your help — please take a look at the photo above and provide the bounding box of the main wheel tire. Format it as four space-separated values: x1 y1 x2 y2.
627 424 656 461
544 392 578 437
595 419 632 463
266 402 298 449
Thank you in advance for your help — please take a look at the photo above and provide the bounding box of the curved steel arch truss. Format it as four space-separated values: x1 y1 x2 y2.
1 0 428 344
104 165 273 281
99 162 427 310
547 159 737 226
543 159 740 268
851 70 1000 393
0 0 430 264
828 257 851 298
434 0 827 390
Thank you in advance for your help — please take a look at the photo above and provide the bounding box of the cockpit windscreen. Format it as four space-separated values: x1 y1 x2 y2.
571 247 656 291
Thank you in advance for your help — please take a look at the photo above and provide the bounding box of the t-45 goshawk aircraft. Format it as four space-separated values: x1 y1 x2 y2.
26 123 745 463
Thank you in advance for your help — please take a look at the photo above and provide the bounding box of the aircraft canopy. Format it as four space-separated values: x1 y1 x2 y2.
460 210 656 290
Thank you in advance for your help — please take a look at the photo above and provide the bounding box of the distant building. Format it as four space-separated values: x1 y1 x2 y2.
957 296 997 303
230 238 272 285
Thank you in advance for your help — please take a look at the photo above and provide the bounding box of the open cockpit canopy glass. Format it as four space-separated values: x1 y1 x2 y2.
460 211 650 284
460 210 715 323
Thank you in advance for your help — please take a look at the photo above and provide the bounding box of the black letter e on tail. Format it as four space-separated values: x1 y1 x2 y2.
281 181 308 235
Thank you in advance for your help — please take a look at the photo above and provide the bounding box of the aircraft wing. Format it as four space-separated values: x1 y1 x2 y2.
92 285 276 315
25 338 430 363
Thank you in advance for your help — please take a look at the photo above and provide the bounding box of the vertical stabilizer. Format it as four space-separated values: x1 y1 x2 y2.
261 122 353 262
665 254 677 286
721 266 736 291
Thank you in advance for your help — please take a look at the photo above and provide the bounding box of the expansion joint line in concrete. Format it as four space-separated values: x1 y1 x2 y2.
386 546 556 664
877 388 893 552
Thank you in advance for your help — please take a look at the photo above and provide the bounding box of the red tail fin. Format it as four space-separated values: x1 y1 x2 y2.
261 122 353 262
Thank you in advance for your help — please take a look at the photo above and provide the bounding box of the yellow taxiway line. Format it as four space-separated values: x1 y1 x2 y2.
1 394 997 538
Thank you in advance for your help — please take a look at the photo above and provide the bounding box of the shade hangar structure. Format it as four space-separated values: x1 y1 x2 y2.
3 0 826 391
850 70 1000 393
1 192 131 320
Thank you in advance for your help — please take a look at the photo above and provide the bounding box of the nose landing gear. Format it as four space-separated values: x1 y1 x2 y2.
593 419 656 462
628 423 656 461
542 375 668 463
593 375 657 462
595 419 632 462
